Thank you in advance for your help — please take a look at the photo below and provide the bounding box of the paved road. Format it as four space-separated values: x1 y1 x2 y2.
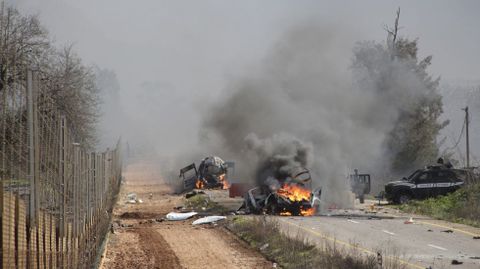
276 209 480 269
207 190 480 268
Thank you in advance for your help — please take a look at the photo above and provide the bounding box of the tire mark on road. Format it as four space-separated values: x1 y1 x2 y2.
137 227 183 269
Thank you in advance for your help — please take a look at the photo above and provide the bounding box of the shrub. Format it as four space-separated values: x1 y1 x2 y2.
399 183 480 227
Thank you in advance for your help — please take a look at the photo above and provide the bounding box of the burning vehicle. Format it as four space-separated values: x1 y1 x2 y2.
239 168 322 216
179 156 234 192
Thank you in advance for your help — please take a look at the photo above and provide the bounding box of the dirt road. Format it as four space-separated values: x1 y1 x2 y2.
100 162 272 269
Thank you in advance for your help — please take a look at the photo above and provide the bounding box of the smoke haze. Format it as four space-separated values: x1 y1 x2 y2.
198 24 440 205
13 1 480 198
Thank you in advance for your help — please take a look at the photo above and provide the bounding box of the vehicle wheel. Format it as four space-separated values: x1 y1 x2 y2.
398 194 411 204
266 201 278 215
291 207 301 216
359 195 365 204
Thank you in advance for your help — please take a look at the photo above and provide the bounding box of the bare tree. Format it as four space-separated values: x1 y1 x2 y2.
384 7 401 52
0 3 49 92
0 4 100 149
44 45 100 148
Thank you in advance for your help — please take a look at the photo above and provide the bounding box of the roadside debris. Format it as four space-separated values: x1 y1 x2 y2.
451 260 463 265
473 236 480 239
427 229 433 232
127 192 137 201
166 211 198 221
192 216 227 225
126 192 143 204
441 229 453 233
259 243 269 251
404 217 414 224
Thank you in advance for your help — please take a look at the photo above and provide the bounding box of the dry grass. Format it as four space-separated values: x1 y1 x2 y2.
184 193 230 214
229 216 407 269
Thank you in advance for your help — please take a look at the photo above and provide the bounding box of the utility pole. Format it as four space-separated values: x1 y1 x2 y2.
463 106 470 168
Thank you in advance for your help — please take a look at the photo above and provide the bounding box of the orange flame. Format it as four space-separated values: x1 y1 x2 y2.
277 184 311 202
195 179 204 189
300 207 315 216
195 174 229 189
218 174 229 189
277 184 315 216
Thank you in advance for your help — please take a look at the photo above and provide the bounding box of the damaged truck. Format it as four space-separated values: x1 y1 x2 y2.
179 156 234 192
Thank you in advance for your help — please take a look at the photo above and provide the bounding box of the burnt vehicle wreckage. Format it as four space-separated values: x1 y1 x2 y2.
179 156 235 191
180 158 321 216
239 168 322 216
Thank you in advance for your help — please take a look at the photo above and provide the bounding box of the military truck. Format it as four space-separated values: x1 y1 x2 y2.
179 156 234 192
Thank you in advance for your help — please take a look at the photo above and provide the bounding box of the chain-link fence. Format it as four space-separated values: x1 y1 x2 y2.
0 69 122 268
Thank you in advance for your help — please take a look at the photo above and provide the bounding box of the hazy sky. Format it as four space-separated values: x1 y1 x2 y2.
16 1 480 88
13 0 480 159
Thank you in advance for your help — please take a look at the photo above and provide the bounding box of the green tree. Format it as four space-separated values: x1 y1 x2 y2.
352 8 448 174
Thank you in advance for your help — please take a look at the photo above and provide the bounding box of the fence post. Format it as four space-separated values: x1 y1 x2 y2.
59 115 67 266
27 69 37 269
27 69 35 227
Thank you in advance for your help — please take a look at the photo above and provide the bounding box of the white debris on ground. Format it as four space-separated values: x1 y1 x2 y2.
192 216 227 225
166 212 198 221
126 192 144 204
